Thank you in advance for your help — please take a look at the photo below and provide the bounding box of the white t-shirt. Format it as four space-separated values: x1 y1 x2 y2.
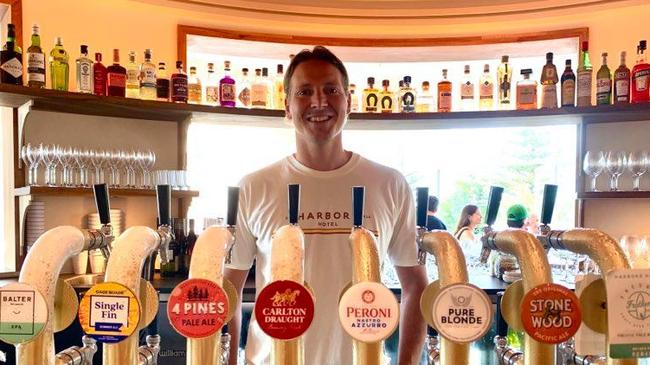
227 152 419 365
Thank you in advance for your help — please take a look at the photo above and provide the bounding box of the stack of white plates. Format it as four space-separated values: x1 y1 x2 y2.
24 201 45 250
87 209 123 236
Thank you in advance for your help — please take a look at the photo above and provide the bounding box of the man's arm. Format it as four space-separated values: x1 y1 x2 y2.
395 264 428 365
224 267 250 365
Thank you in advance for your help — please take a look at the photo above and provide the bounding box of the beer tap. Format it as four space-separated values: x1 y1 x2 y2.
137 334 161 365
16 184 114 365
494 292 524 365
186 187 239 365
425 327 440 365
102 184 173 365
480 186 555 365
559 339 606 365
479 186 504 264
538 184 558 238
54 336 97 365
415 187 470 365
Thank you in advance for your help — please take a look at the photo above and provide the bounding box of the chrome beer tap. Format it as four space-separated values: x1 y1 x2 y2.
494 292 523 365
54 336 97 365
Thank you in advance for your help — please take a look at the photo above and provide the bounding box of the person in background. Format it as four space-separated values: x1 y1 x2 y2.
426 195 447 231
454 204 483 262
490 204 528 280
506 204 528 229
524 212 540 235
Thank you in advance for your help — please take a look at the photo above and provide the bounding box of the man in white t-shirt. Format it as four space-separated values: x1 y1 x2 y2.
224 46 427 365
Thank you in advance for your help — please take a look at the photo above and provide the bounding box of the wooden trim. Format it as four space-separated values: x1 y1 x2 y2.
178 24 588 49
0 0 22 47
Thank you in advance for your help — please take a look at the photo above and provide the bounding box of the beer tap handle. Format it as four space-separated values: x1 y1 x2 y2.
156 184 172 227
540 184 558 236
496 292 509 338
93 183 111 226
352 186 365 227
415 187 429 265
226 186 240 227
288 184 300 225
480 186 503 263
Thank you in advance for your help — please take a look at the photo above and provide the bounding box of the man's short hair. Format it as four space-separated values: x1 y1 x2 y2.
507 219 525 228
428 196 439 212
283 46 350 96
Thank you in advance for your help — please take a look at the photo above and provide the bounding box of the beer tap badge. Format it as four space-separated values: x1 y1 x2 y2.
432 283 492 343
521 283 581 344
78 282 141 344
0 283 48 344
338 282 400 343
167 278 229 338
255 280 315 340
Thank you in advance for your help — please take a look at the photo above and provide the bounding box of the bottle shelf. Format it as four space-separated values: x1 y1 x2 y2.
1 84 649 128
14 185 199 198
577 191 650 199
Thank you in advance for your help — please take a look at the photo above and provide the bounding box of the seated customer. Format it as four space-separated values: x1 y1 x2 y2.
426 195 447 231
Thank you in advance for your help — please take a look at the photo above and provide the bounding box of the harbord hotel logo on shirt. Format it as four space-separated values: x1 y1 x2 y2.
285 210 377 234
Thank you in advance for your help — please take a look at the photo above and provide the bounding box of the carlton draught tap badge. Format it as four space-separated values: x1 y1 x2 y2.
520 283 581 344
338 282 399 343
432 283 492 343
255 280 315 340
167 278 229 338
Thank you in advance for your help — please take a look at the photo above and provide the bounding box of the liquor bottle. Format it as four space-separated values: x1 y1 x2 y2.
401 76 416 113
479 64 494 111
188 66 202 104
379 79 395 113
184 219 197 270
139 49 157 100
397 80 405 112
416 81 433 112
540 52 559 109
1 24 22 85
631 40 650 103
26 24 45 88
274 64 285 109
614 51 631 104
561 59 576 107
49 37 69 91
516 69 537 110
437 69 452 112
205 62 219 106
156 62 170 101
106 49 126 97
460 65 475 111
262 67 272 107
170 60 188 103
75 45 93 94
160 232 177 277
125 51 140 99
251 68 267 109
349 84 359 112
577 41 593 107
362 77 379 113
219 60 236 107
238 67 251 108
93 53 107 96
596 52 612 105
497 55 513 108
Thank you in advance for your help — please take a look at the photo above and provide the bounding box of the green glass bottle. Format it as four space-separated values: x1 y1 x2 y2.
50 37 69 91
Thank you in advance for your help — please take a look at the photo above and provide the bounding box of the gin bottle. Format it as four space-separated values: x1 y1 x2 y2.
75 45 93 94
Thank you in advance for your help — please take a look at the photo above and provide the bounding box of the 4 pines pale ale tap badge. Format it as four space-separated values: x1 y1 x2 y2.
431 283 493 343
338 281 400 343
167 278 229 338
255 280 315 340
520 283 582 344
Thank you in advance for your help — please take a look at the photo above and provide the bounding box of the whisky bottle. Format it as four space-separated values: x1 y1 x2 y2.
274 64 285 109
1 24 22 85
596 52 612 105
416 81 433 112
251 68 268 109
401 76 416 113
379 79 395 113
75 45 93 94
479 64 494 111
49 37 69 91
205 62 219 106
93 53 107 96
188 66 202 104
170 60 188 103
349 84 359 112
437 69 452 112
125 51 140 99
577 41 593 107
614 51 631 104
106 49 126 97
560 60 576 107
460 65 475 111
362 77 379 113
497 55 513 108
516 69 537 110
262 67 272 108
26 24 45 88
238 68 251 108
631 40 650 103
139 49 157 100
219 60 236 107
540 52 558 109
156 62 170 101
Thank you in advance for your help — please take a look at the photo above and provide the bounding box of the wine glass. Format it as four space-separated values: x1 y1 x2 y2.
40 144 58 186
21 143 41 186
74 148 91 187
58 146 75 187
583 150 605 192
125 150 138 188
627 151 648 191
605 150 626 191
621 235 650 269
107 149 122 187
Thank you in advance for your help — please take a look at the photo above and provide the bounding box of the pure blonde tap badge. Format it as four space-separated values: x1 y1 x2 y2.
431 283 492 343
